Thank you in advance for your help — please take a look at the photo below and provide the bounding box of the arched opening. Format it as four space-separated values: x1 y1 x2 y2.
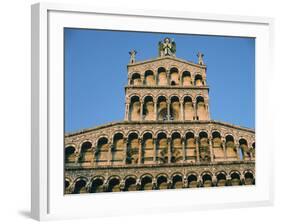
169 67 179 86
212 132 224 161
90 178 104 193
124 177 137 191
130 73 142 86
141 176 153 190
144 70 155 85
183 96 193 120
170 96 180 120
217 173 226 187
80 141 92 163
188 174 198 188
182 71 192 86
65 179 70 189
112 133 124 165
143 132 154 164
185 132 196 162
157 175 168 190
73 179 87 194
157 67 167 86
194 74 203 86
157 132 168 163
108 177 120 192
239 139 249 161
172 175 183 189
96 137 109 165
129 95 140 121
171 132 182 163
202 173 212 187
143 96 154 121
157 96 168 121
127 133 139 164
226 135 236 160
196 96 208 120
64 179 71 193
244 172 254 185
199 132 210 162
230 172 241 186
65 146 76 163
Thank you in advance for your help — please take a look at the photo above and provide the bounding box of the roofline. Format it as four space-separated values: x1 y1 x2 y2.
127 56 207 69
65 120 255 137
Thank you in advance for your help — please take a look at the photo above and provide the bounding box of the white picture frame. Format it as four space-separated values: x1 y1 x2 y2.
31 2 274 221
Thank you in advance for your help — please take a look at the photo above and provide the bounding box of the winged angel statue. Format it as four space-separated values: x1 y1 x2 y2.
158 37 176 57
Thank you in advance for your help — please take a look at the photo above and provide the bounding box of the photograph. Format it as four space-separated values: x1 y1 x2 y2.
63 29 255 194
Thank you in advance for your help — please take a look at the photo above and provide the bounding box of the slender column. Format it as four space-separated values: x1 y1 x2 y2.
107 143 113 165
167 70 170 85
125 100 130 121
167 137 171 163
206 103 210 119
138 139 142 164
74 151 80 164
91 147 96 165
154 100 157 120
180 99 184 120
209 138 214 162
153 138 157 163
123 138 128 164
141 76 145 85
195 137 200 162
167 99 171 120
193 101 197 120
182 137 186 161
222 139 227 161
212 175 217 186
140 101 143 121
236 143 241 160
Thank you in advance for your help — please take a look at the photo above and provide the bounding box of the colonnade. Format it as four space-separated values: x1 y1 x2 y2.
125 95 210 121
65 169 255 194
65 131 255 166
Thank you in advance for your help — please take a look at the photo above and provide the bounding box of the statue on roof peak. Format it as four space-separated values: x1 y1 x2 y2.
158 37 176 57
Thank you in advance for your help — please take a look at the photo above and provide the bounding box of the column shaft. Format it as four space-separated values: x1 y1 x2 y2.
123 138 128 164
167 101 171 120
140 101 143 121
107 144 112 165
195 137 200 162
193 102 197 120
168 138 171 163
182 138 186 161
138 139 142 164
209 139 214 162
180 100 184 120
153 138 157 163
154 101 157 120
222 140 227 160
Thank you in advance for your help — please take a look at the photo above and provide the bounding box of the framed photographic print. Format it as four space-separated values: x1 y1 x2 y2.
31 2 274 221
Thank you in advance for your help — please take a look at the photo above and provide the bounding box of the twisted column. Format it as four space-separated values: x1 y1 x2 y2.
167 99 171 121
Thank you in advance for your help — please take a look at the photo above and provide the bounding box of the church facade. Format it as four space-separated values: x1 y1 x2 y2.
64 38 255 194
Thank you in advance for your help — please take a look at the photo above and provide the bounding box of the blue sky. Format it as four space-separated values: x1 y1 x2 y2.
64 28 255 133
